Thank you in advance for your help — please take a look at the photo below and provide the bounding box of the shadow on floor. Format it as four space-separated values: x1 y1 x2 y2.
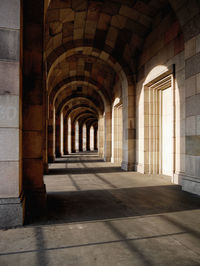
52 159 104 164
48 166 123 175
30 185 200 226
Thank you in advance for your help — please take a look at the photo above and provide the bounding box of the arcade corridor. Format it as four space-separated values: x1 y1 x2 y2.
1 1 200 264
1 153 200 265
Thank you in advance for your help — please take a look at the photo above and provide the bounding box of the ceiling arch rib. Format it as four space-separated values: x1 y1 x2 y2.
73 112 98 124
46 45 132 90
55 94 104 115
84 117 98 127
63 107 98 123
63 105 98 119
74 112 97 124
61 98 100 117
48 55 116 103
50 78 110 108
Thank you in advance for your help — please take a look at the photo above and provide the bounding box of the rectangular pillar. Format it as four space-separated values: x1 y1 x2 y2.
23 0 46 216
0 0 24 228
64 117 69 154
55 113 61 157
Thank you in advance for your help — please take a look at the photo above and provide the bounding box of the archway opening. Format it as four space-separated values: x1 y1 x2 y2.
75 121 79 152
90 126 94 151
83 124 87 152
68 117 72 154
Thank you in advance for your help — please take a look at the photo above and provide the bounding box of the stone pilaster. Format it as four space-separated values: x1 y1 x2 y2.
55 113 61 157
0 0 24 228
79 122 83 152
71 122 76 153
86 125 90 151
182 34 200 195
104 109 112 162
23 0 46 217
94 127 98 150
64 117 68 154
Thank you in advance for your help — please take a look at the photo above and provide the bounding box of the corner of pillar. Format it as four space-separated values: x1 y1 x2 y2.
121 161 136 171
0 192 25 228
24 184 47 223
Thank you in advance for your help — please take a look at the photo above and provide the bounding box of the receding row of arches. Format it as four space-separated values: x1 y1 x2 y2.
0 0 200 227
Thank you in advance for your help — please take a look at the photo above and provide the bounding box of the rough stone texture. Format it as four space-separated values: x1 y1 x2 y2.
0 198 23 228
0 0 20 29
0 0 22 229
0 29 19 61
0 95 19 128
0 61 19 95
0 128 19 161
186 136 200 156
0 162 19 197
186 94 200 117
182 178 200 195
185 52 200 79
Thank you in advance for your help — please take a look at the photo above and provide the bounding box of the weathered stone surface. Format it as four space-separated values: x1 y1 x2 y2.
182 14 200 41
49 21 62 36
0 29 19 61
185 52 200 79
0 61 19 95
23 159 43 187
0 198 23 228
0 161 19 198
186 136 200 156
186 94 200 117
23 105 43 131
0 95 19 128
0 128 19 161
0 0 20 29
23 131 43 158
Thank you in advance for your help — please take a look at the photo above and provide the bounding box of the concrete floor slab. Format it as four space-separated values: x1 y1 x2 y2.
0 153 200 265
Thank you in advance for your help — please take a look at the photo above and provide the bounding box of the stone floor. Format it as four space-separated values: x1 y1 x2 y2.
1 152 200 266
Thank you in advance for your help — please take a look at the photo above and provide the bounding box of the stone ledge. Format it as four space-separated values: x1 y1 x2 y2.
182 175 200 196
0 197 24 228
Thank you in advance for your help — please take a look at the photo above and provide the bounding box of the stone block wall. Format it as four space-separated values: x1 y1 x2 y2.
136 10 185 184
182 34 200 194
0 0 23 227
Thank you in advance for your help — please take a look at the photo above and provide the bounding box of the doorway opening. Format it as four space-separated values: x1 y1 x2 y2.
144 68 175 178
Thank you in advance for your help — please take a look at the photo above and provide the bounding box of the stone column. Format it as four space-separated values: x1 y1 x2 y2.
121 80 136 171
23 0 46 216
64 117 68 155
79 122 83 152
0 0 24 228
104 108 112 161
43 89 48 174
94 127 98 150
71 121 76 153
55 113 61 157
48 103 55 162
86 125 90 151
98 115 104 158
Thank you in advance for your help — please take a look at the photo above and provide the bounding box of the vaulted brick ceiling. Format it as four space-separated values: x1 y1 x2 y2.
45 0 171 120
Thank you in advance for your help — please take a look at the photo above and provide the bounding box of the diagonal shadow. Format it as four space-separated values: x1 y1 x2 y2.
31 185 200 226
48 166 123 175
53 159 104 164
